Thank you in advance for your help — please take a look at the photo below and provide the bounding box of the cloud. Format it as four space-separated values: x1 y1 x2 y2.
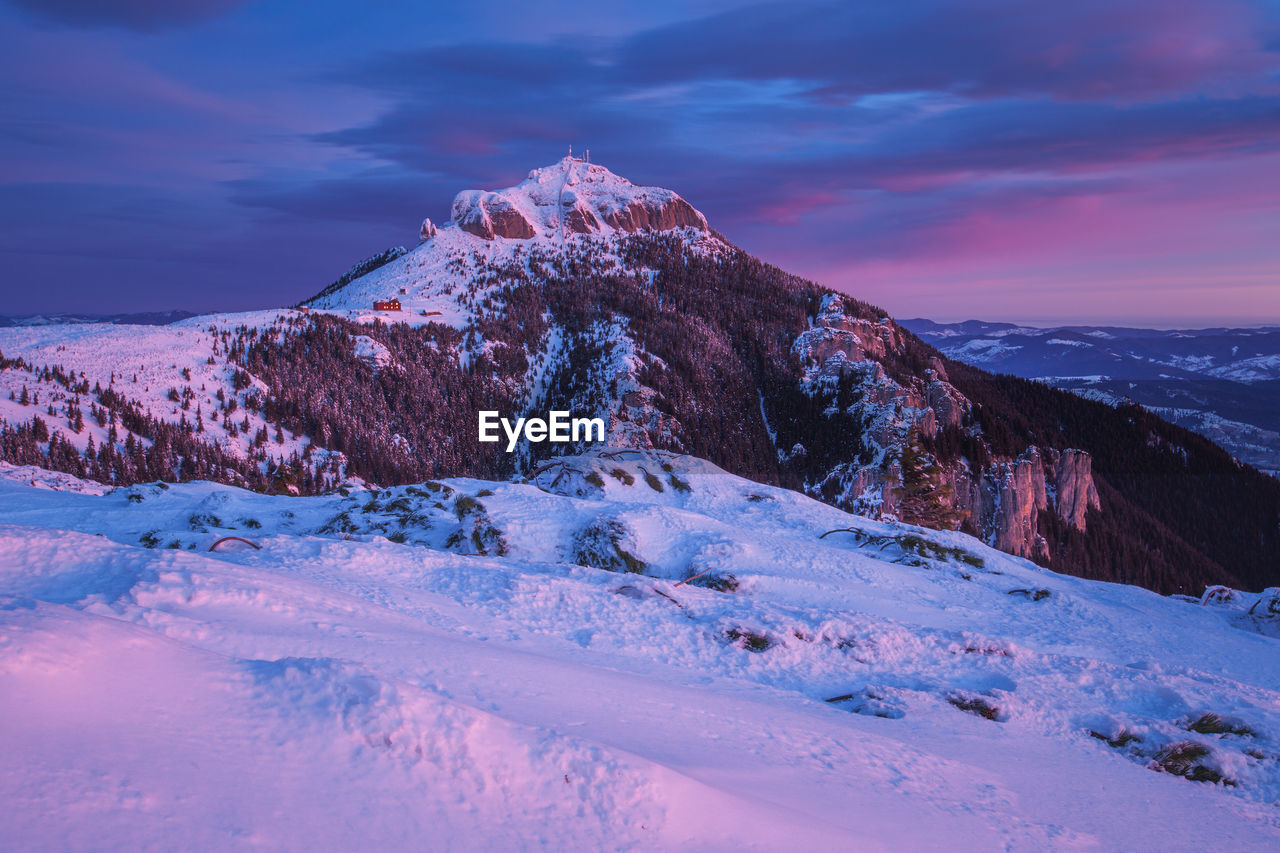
4 0 250 31
616 0 1279 102
5 0 1279 324
317 22 1280 233
226 169 442 232
0 181 397 314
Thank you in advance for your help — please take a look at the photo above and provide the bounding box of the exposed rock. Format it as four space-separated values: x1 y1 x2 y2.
925 374 966 430
988 449 1050 560
451 191 536 240
444 158 709 241
419 218 437 242
1053 449 1101 530
601 197 707 233
610 387 688 452
563 201 602 234
789 293 1105 564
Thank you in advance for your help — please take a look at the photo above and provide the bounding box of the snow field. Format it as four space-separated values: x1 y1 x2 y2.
1 451 1279 850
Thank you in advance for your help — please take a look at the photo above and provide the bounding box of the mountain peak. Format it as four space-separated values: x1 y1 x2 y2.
447 156 708 241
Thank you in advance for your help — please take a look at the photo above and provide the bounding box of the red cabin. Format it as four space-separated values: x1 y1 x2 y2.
373 298 401 311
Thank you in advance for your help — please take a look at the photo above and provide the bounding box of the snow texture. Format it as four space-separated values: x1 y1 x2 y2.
2 452 1279 850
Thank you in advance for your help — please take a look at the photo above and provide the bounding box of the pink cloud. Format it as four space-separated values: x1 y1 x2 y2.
780 153 1280 325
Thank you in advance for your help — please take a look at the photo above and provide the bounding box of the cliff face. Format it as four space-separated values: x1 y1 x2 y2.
987 449 1051 560
1054 449 1102 530
790 294 1100 563
600 196 707 233
452 191 538 240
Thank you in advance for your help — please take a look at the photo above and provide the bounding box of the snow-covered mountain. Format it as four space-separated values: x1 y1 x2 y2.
304 156 720 325
902 319 1280 383
902 319 1280 478
2 157 1279 597
3 454 1279 849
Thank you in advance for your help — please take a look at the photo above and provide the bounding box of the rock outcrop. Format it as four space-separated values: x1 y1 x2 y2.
419 218 437 242
988 449 1050 561
790 293 1101 563
451 191 537 240
600 196 707 233
1052 448 1101 530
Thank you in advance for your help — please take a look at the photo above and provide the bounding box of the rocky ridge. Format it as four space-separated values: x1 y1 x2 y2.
791 294 1101 559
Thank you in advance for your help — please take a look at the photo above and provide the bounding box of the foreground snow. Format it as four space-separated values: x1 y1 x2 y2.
2 452 1279 850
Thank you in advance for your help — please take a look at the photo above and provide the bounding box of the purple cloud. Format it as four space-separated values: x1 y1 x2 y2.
617 0 1279 102
2 0 1279 324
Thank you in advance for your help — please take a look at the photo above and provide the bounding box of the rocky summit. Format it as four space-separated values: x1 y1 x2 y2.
450 156 708 240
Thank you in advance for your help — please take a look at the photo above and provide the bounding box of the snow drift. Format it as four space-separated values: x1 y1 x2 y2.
2 452 1279 850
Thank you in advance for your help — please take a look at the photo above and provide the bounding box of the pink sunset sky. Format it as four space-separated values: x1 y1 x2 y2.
0 0 1277 326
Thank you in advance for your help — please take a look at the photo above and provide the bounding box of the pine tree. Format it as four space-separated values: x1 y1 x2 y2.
896 427 962 530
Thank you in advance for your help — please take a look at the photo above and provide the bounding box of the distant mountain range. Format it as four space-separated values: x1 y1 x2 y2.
901 319 1280 477
0 311 197 328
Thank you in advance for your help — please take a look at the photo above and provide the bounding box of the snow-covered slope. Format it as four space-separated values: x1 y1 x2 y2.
305 156 718 328
2 453 1279 850
0 312 324 467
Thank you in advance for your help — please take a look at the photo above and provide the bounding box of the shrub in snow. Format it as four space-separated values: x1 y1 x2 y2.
1184 713 1255 738
573 518 645 573
947 693 1002 721
1007 588 1052 601
1089 728 1141 749
1201 585 1236 606
454 495 481 519
1247 588 1280 617
188 512 224 531
725 627 773 653
825 688 905 719
469 516 508 556
685 572 739 593
1152 742 1234 785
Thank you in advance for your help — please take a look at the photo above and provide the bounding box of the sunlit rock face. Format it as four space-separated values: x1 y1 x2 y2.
447 157 708 241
